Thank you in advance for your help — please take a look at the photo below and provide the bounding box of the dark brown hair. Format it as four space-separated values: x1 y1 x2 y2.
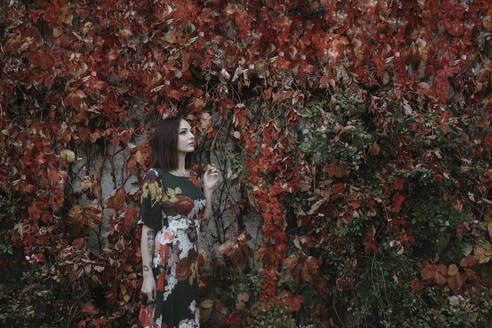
150 115 194 172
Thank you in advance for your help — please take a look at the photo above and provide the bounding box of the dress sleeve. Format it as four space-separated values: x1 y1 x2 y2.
137 168 163 231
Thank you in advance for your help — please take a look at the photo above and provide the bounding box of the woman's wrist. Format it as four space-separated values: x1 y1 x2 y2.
142 265 154 278
204 188 213 197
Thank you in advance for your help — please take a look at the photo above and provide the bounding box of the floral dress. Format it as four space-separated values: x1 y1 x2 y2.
138 167 207 328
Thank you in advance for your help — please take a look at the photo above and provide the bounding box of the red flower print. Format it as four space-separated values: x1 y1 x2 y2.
176 257 192 280
161 229 175 244
188 175 199 187
157 272 165 291
159 244 169 265
162 200 178 216
139 305 154 327
176 195 194 216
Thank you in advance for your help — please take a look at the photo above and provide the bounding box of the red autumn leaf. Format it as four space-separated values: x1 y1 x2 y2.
332 183 345 194
240 243 254 258
319 75 330 87
299 235 315 248
327 161 346 178
72 237 85 249
317 278 328 293
276 243 287 257
218 98 235 118
290 295 304 312
305 256 319 275
463 268 478 281
105 286 117 305
448 272 464 293
28 202 44 221
47 167 59 184
452 199 462 212
421 264 434 281
301 262 312 283
29 50 54 70
459 255 478 267
64 90 86 111
283 254 299 270
241 130 256 154
434 264 448 286
393 178 406 191
230 245 247 268
392 192 405 213
444 19 463 37
82 304 98 315
434 271 447 286
363 229 377 254
411 279 422 291
106 187 126 212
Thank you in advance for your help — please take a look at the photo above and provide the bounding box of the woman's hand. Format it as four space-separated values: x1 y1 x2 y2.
141 276 156 303
203 164 219 191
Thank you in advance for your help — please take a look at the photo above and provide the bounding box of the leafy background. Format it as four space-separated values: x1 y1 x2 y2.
0 0 491 327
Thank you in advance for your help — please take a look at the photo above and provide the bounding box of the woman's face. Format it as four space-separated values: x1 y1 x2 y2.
177 119 195 153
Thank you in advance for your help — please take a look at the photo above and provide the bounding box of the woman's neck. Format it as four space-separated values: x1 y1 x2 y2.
169 152 188 175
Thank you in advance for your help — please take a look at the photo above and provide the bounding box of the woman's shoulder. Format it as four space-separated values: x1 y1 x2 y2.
142 167 162 185
146 167 162 177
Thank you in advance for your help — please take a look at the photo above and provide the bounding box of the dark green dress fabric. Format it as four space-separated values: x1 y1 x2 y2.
138 168 206 328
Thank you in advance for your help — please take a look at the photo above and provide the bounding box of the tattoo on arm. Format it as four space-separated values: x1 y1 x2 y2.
146 230 156 258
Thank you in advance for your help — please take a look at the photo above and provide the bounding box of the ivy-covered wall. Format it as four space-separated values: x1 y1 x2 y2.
1 0 491 327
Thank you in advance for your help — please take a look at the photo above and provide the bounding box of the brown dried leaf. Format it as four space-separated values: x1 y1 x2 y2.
307 198 327 215
218 241 234 255
448 264 459 276
237 231 252 242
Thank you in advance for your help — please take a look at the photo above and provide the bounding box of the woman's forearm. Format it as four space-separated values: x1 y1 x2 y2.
203 188 213 220
141 224 155 279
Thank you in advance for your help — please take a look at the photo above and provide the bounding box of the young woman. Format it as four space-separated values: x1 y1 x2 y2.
138 115 218 328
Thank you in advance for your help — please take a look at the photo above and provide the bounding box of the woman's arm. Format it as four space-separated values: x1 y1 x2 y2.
203 188 213 220
141 224 156 302
201 164 219 226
